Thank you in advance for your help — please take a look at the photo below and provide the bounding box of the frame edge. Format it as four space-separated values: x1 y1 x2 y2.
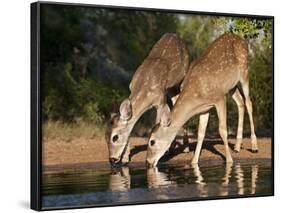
31 1 42 211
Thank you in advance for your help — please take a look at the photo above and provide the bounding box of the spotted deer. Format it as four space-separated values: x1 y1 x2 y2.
106 33 189 166
146 33 258 167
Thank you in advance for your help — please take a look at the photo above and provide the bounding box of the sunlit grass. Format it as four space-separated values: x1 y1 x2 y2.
42 120 106 143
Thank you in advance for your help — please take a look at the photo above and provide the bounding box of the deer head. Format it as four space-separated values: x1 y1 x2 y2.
106 99 133 166
146 104 176 167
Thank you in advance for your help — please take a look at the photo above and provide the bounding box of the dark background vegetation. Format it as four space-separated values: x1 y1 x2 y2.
41 4 273 137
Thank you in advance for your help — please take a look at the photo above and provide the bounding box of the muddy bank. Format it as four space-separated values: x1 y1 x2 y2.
42 137 272 168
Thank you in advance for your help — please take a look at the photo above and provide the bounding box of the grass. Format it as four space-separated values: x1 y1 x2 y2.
42 120 106 143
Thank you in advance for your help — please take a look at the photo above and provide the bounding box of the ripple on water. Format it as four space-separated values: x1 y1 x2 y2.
42 161 273 209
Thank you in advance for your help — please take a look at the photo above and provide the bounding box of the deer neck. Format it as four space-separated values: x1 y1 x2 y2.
126 93 153 130
169 95 210 137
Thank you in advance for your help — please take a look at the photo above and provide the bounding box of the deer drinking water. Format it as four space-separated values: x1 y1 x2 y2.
106 33 189 166
146 33 258 167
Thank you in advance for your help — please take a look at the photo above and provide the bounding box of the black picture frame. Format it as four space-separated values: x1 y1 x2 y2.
31 1 274 211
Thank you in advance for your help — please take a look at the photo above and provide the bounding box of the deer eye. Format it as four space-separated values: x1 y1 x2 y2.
150 140 156 146
112 135 119 143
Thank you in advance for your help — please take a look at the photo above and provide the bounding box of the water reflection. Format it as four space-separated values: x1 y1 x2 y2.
42 162 270 208
109 166 131 191
191 164 208 197
219 163 233 196
147 167 175 188
234 164 259 195
251 165 258 194
235 164 244 195
107 163 260 197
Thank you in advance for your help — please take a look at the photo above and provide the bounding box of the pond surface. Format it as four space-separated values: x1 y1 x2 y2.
42 160 273 209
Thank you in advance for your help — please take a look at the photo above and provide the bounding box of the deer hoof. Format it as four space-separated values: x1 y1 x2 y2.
252 149 258 153
183 147 190 153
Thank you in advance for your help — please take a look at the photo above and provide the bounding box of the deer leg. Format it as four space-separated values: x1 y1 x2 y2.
122 143 130 164
241 76 258 152
170 94 189 152
155 93 167 124
191 113 209 164
231 89 245 152
216 97 233 163
182 128 190 153
171 94 179 105
156 105 165 124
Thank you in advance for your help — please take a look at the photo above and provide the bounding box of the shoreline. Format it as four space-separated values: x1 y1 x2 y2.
43 137 272 172
43 158 272 174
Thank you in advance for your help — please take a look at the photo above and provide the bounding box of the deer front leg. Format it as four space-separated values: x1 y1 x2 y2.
122 143 130 164
156 104 166 124
216 97 233 163
231 89 245 152
191 113 209 164
170 94 190 153
155 92 168 124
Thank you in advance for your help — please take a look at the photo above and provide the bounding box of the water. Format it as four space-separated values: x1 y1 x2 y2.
42 161 273 209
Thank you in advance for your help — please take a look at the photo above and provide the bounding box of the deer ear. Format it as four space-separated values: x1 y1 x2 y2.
110 113 118 120
119 99 132 121
160 105 171 127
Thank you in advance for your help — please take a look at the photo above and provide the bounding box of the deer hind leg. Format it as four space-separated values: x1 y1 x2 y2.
240 74 258 152
191 113 210 164
216 97 233 163
231 89 245 152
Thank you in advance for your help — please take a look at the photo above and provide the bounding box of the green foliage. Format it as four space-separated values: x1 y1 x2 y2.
94 10 179 72
249 50 273 129
41 4 273 135
216 17 273 48
177 15 217 62
42 63 129 124
41 5 178 125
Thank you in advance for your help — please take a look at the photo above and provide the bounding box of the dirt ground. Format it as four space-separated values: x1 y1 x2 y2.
42 137 272 167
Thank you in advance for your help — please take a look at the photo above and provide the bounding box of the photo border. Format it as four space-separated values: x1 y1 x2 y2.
31 1 274 211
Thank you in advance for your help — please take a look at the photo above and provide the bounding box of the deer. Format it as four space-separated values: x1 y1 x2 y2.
105 33 190 167
146 32 258 167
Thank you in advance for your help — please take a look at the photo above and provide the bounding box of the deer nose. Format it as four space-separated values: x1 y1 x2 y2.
109 157 119 164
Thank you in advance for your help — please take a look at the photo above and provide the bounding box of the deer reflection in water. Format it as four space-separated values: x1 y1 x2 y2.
147 167 175 188
193 163 259 197
251 165 258 194
234 164 259 195
108 166 131 192
220 163 233 196
108 164 259 198
191 164 208 197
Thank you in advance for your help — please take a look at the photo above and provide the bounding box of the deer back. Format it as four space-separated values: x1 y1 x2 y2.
180 33 248 101
129 33 189 98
